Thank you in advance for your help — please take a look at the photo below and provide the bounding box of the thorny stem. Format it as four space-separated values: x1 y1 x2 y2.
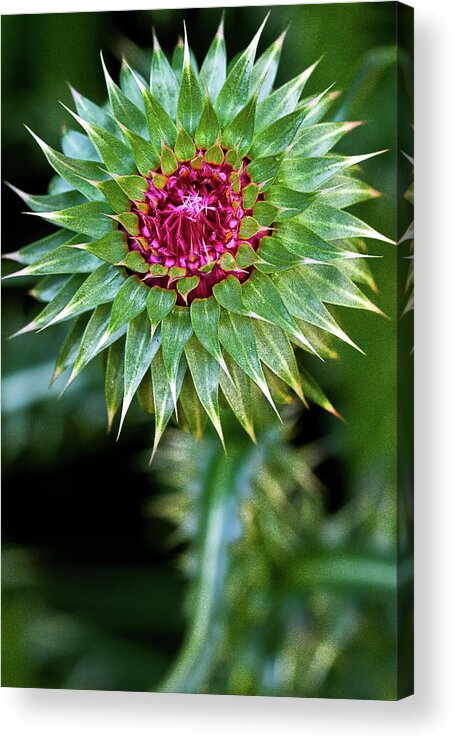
156 436 258 693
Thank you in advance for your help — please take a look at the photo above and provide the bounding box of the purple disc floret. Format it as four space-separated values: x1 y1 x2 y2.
126 152 267 304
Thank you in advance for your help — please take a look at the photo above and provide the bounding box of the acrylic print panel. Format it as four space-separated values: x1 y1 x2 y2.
1 2 413 700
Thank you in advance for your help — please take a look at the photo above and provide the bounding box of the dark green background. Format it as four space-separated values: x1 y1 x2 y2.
1 3 413 698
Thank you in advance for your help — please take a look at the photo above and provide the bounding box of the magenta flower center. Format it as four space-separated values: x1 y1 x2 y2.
126 152 266 304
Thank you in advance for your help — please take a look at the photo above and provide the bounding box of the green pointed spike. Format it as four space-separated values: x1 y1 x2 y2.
65 303 113 389
213 275 248 315
178 373 207 438
241 183 259 210
225 148 242 169
61 129 100 161
97 275 149 351
100 52 147 136
300 368 342 419
333 250 378 293
246 154 283 190
117 122 160 176
150 29 179 119
295 86 339 128
289 121 360 157
239 216 262 239
142 86 177 149
146 286 176 332
294 319 340 360
184 336 224 446
119 58 147 111
25 127 104 201
5 243 102 279
221 93 257 155
255 60 320 132
171 37 185 81
218 252 238 272
7 182 86 213
168 265 187 284
206 144 224 165
105 336 125 431
161 142 179 175
236 242 261 269
263 366 295 406
319 174 379 209
296 264 385 314
119 251 149 273
175 125 197 162
24 201 114 240
254 320 305 401
10 275 85 338
93 177 131 213
176 275 199 303
219 358 256 443
31 275 69 303
151 173 169 190
60 103 135 174
177 26 203 135
298 201 394 244
274 270 364 352
3 228 72 266
161 306 193 414
249 107 311 159
41 264 125 329
252 201 279 227
118 311 161 436
69 85 119 134
218 310 279 418
278 151 387 192
110 211 139 235
195 93 220 149
256 236 302 271
108 173 148 202
200 15 226 103
51 315 89 384
214 14 268 127
43 175 69 195
241 271 319 355
150 349 186 461
148 263 168 278
265 186 317 218
250 29 287 101
136 369 154 416
75 231 128 265
190 296 231 379
275 221 352 262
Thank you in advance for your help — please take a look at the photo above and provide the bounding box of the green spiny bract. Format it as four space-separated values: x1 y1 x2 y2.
5 16 392 455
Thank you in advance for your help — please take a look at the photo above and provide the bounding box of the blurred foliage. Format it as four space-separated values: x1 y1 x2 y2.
152 413 402 699
2 4 413 699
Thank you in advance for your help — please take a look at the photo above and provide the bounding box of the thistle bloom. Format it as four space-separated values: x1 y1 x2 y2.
5 16 392 453
127 153 268 302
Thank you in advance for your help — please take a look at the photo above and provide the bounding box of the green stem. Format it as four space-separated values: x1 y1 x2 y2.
157 437 256 693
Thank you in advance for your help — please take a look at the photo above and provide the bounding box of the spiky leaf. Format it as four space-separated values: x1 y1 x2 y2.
150 31 179 119
200 18 226 102
105 336 125 430
185 336 224 443
119 311 161 433
214 16 267 127
177 32 203 135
